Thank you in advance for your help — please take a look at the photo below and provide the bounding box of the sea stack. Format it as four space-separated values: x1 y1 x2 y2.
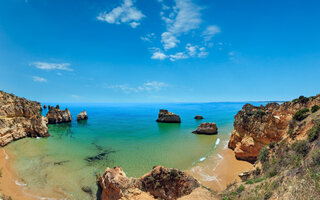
77 110 88 121
194 115 204 119
43 104 47 109
156 109 181 123
46 106 72 124
0 91 49 146
192 122 218 135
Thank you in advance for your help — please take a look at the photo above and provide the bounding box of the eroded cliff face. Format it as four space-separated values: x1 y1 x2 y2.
228 95 320 162
98 166 216 200
46 106 72 124
0 91 49 146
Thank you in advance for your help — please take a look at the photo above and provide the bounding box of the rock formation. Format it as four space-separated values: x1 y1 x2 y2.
77 110 88 121
192 123 218 135
228 95 320 162
43 104 47 109
98 166 202 200
46 106 72 124
194 115 204 119
0 91 49 146
156 109 181 123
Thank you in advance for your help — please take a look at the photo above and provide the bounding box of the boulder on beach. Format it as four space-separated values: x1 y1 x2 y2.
192 122 218 135
77 110 88 121
46 106 72 124
156 109 181 123
43 104 47 109
98 166 201 200
194 115 204 119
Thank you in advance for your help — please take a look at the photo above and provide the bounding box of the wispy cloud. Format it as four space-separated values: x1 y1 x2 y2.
141 33 156 42
202 25 220 42
150 48 168 60
107 81 168 93
32 76 47 82
97 0 145 28
31 62 73 71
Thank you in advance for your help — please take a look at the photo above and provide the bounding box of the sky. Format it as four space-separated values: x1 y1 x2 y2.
1 0 320 103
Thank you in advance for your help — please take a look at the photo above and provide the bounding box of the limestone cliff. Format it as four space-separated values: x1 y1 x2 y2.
228 95 320 162
0 91 49 146
46 106 72 124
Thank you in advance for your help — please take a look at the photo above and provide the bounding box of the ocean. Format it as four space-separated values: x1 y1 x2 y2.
7 102 266 199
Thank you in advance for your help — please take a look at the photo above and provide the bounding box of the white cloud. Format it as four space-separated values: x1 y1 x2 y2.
97 0 145 28
202 25 220 41
186 43 198 56
32 76 47 82
161 32 180 50
150 48 168 60
107 81 168 93
169 52 189 61
31 62 73 71
141 33 156 42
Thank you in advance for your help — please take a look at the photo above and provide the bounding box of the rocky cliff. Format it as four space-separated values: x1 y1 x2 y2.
228 95 320 162
98 166 216 200
0 91 49 146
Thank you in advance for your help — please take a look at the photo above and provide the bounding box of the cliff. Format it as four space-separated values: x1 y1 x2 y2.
0 91 49 146
228 95 320 162
221 94 320 199
46 106 72 124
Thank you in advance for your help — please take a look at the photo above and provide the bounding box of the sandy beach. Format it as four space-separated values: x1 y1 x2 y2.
189 147 253 191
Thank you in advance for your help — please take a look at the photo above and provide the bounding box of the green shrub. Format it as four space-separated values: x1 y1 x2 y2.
269 142 276 149
308 122 320 142
259 146 269 163
293 96 309 104
293 108 310 121
311 105 320 113
291 140 309 157
237 184 245 193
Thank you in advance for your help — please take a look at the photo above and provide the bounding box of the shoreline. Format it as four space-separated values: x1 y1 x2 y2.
189 142 253 191
0 147 58 200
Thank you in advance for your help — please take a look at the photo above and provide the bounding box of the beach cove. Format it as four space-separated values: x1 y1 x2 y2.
1 102 258 199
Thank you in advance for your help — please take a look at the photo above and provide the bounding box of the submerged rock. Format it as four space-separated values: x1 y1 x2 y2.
98 166 200 200
46 106 72 124
77 110 88 121
192 122 218 135
0 91 49 146
194 115 204 119
156 109 181 123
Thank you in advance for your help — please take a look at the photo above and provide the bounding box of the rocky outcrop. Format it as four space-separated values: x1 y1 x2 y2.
0 91 49 146
43 104 47 109
99 166 201 200
156 109 181 123
194 115 204 119
192 123 218 135
46 106 72 124
228 95 320 162
77 111 88 121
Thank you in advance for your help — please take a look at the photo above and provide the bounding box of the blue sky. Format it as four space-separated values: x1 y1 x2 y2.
1 0 320 103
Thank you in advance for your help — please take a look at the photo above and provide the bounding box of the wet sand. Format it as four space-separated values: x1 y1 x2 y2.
0 147 59 200
189 147 253 191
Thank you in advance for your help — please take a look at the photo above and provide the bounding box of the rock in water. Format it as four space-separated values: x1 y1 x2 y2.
0 91 49 146
156 109 181 123
46 106 72 124
43 104 47 109
192 122 218 135
194 115 204 119
77 110 88 121
228 95 320 163
98 166 200 200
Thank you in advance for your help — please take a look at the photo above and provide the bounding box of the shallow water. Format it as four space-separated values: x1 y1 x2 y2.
7 102 266 199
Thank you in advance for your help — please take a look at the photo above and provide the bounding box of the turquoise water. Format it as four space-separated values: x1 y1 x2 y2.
7 102 266 199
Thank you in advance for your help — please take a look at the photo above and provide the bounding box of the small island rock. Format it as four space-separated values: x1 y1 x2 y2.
46 106 72 124
77 111 88 121
194 115 204 119
192 122 218 135
43 104 47 109
156 109 181 123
